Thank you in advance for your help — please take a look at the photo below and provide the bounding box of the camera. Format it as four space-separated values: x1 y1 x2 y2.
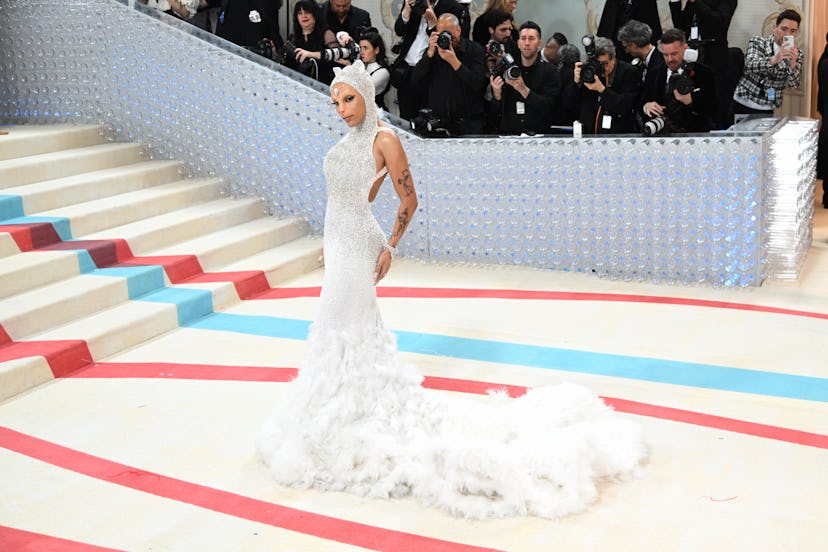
579 34 604 84
642 116 667 136
437 31 453 50
322 39 360 62
486 39 503 58
409 108 451 138
580 58 604 84
412 0 428 17
245 38 275 60
282 41 315 73
489 52 520 80
669 72 694 96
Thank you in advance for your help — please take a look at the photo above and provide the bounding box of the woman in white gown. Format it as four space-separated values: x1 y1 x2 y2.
257 61 648 519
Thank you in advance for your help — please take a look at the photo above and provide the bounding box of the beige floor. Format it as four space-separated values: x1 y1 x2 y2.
1 194 827 551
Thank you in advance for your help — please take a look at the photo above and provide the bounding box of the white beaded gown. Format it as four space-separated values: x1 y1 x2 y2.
257 64 647 520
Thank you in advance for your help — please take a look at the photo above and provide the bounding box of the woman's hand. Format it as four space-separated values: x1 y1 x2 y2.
373 249 392 285
294 48 314 63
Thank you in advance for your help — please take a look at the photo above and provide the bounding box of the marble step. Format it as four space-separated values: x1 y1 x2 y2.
0 143 146 189
25 299 180 374
3 160 184 215
147 216 310 272
81 197 266 255
0 249 82 299
0 356 54 403
0 124 107 162
38 177 224 237
221 235 323 288
0 273 129 341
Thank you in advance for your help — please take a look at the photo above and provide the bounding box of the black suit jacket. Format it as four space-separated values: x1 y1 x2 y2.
636 46 666 112
562 59 641 134
488 57 562 135
669 0 736 73
411 37 487 134
393 0 469 64
216 0 282 49
320 2 372 38
598 0 662 61
641 61 717 133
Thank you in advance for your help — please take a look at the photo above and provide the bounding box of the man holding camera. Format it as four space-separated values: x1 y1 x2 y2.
391 0 469 120
483 9 519 67
669 0 737 128
411 13 487 135
732 9 803 118
562 36 639 134
487 21 561 135
640 28 716 134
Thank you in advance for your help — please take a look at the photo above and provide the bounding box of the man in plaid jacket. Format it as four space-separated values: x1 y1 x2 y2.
732 9 803 118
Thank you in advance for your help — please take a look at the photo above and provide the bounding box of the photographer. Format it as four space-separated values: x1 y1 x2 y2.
216 0 284 59
482 9 519 73
641 28 716 134
391 0 469 120
285 1 340 84
732 9 803 119
669 0 737 128
487 21 561 135
358 30 392 110
562 36 639 134
411 13 487 136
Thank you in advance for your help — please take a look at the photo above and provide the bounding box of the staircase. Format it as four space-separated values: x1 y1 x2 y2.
0 124 322 401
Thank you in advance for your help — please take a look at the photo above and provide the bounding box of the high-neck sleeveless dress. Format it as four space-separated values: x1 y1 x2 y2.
257 114 647 520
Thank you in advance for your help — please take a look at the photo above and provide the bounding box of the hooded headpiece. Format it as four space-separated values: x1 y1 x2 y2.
331 60 378 134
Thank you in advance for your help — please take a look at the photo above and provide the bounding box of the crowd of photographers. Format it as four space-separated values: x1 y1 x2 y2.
158 0 804 139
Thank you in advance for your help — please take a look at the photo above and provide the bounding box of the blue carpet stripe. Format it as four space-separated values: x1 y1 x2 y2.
0 195 25 221
189 312 828 403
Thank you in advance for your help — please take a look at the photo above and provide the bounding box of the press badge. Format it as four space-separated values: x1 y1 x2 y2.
516 101 525 115
602 114 612 129
767 88 776 102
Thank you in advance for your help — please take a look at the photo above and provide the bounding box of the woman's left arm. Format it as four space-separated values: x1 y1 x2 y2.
373 130 418 284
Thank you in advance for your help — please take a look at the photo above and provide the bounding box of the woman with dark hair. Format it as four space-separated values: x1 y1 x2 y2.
358 30 390 110
257 61 647 520
287 0 339 84
818 33 828 207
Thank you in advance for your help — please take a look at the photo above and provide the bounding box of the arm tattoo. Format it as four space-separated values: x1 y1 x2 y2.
393 208 410 238
397 168 414 197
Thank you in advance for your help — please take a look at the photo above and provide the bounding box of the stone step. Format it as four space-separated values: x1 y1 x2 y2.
0 249 82 299
0 273 129 340
0 233 20 258
0 357 54 403
0 124 107 162
222 235 323 287
82 197 266 255
30 300 180 363
4 160 184 215
39 177 223 237
0 143 145 189
148 216 309 271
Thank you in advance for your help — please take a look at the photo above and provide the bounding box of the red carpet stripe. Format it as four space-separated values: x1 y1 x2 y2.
0 427 498 552
0 525 122 551
260 286 828 321
5 220 827 321
0 323 94 378
70 362 297 382
66 362 828 450
0 222 268 300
